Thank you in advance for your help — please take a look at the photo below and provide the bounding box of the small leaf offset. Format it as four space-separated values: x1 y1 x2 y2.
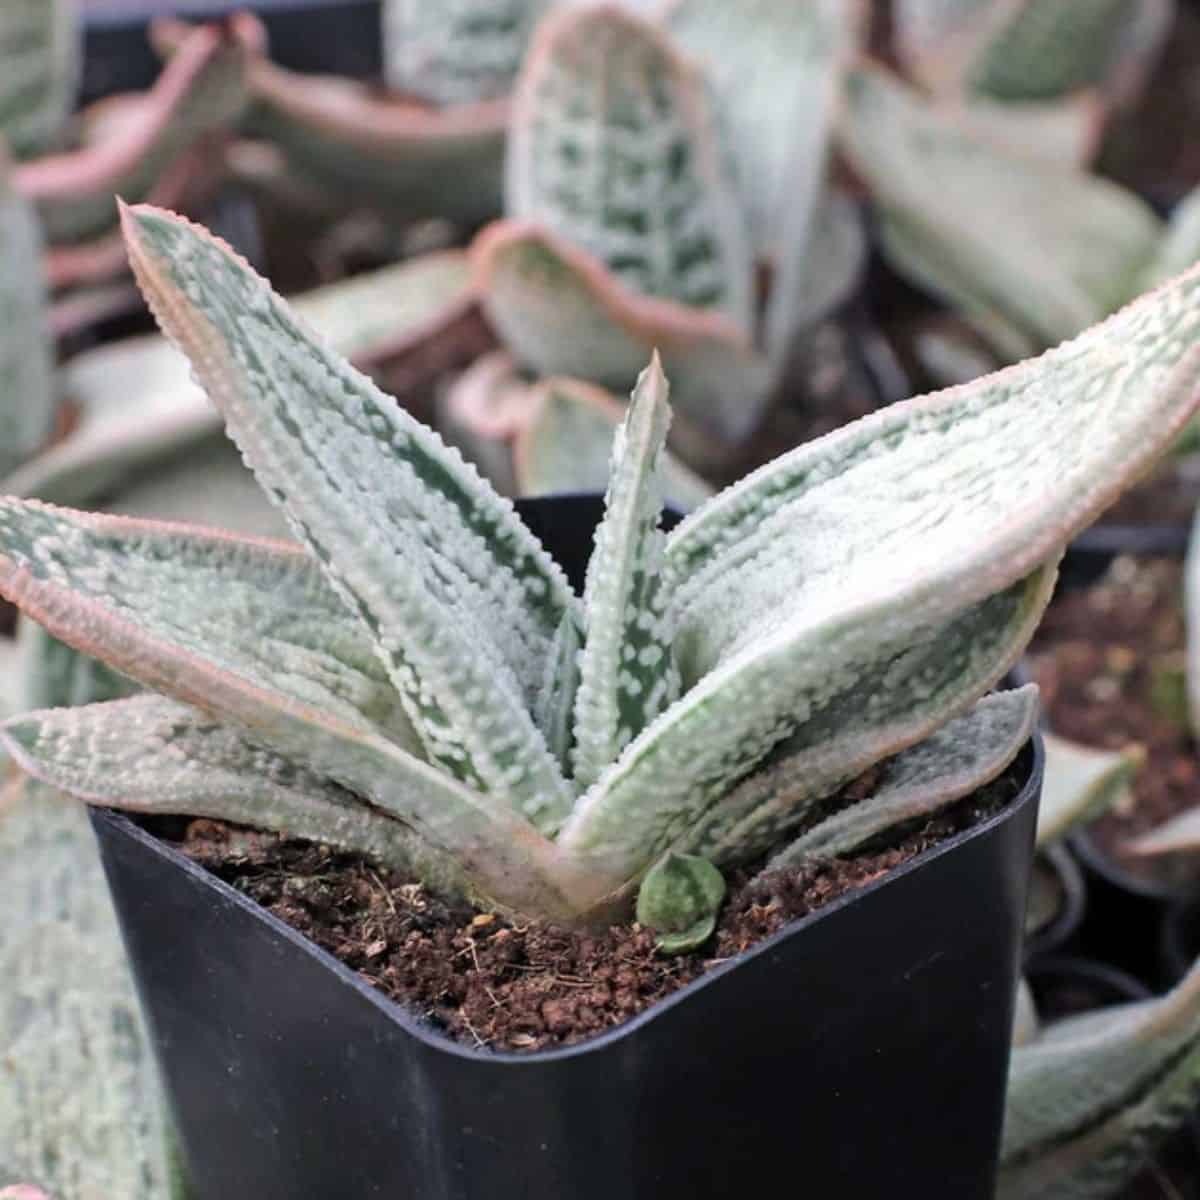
507 4 752 327
572 356 678 790
635 851 726 954
122 204 578 829
1001 952 1200 1199
771 685 1038 867
1037 732 1144 847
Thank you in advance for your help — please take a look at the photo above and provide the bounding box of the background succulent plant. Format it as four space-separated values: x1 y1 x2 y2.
0 0 78 162
1 207 1199 939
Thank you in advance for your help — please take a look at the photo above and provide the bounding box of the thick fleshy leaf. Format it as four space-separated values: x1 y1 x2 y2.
236 13 505 227
4 251 475 507
2 695 471 894
507 5 751 327
1036 732 1144 847
1143 185 1200 293
958 92 1107 167
559 258 1200 897
1127 807 1200 858
660 0 856 263
0 781 169 1197
382 0 549 106
0 151 55 478
122 205 577 828
635 851 725 953
16 619 136 712
514 376 714 512
571 357 678 790
677 575 1052 865
1000 952 1200 1199
0 503 571 917
474 220 771 446
0 0 78 159
837 66 1162 355
1187 504 1200 744
15 21 250 246
769 685 1038 866
892 0 996 93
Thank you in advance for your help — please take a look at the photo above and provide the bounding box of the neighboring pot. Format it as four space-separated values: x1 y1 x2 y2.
92 494 1044 1200
1024 842 1087 965
1026 955 1152 1018
1160 892 1200 986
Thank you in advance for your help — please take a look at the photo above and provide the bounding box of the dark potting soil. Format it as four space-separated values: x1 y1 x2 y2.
1029 557 1200 890
175 767 1017 1053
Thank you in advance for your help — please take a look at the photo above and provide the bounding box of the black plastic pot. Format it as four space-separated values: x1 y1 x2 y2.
1024 842 1087 964
1160 892 1200 985
91 494 1043 1200
81 1 382 104
1026 955 1152 1019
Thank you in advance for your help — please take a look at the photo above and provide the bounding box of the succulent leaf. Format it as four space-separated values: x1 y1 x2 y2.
1037 732 1144 847
561 259 1200 895
1187 503 1200 743
506 5 752 329
635 850 725 954
514 375 714 512
474 220 771 446
837 65 1162 355
382 0 549 106
956 92 1107 167
1143 184 1200 296
0 0 77 160
16 21 250 247
770 685 1039 867
1 695 472 894
660 0 854 264
0 150 56 479
571 356 678 790
0 782 169 1197
1013 976 1040 1047
121 205 578 829
1127 807 1200 857
1001 953 1200 1199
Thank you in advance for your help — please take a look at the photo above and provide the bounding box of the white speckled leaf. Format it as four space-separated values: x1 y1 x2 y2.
837 66 1162 355
475 221 771 445
1037 732 1143 847
0 0 77 159
122 205 578 830
18 22 250 246
382 0 549 106
770 685 1038 866
2 695 470 892
506 5 752 327
0 153 56 479
559 259 1200 895
0 781 168 1198
677 571 1052 864
571 357 679 790
514 375 714 512
662 0 853 266
1000 953 1200 1199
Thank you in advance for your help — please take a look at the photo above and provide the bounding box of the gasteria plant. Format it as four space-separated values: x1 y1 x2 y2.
3 207 1200 935
0 0 78 161
472 0 865 454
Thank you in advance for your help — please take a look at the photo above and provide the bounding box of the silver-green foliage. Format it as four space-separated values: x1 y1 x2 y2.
0 147 55 479
2 206 1199 930
0 0 77 159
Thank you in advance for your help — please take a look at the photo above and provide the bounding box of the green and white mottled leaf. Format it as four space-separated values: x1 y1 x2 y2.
1037 731 1144 847
2 695 471 893
506 5 752 328
515 376 714 512
474 221 771 446
123 205 578 829
382 0 549 106
770 685 1038 867
559 258 1200 898
571 357 678 790
17 21 250 246
0 0 77 160
0 150 56 479
837 65 1163 356
0 781 168 1197
635 850 725 953
661 0 854 264
677 575 1052 865
1000 951 1200 1200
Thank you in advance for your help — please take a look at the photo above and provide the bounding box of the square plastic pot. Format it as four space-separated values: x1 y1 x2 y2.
90 494 1043 1200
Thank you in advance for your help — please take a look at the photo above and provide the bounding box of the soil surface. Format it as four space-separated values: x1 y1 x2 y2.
1029 557 1200 890
176 767 1017 1052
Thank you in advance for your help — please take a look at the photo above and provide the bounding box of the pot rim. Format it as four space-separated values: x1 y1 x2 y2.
91 729 1043 1066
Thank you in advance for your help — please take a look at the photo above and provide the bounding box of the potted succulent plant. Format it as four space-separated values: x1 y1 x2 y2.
2 200 1200 1196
